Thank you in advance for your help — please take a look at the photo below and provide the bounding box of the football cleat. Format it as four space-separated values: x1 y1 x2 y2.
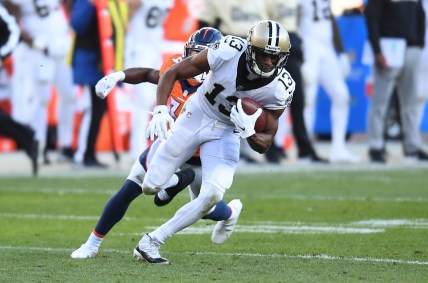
211 199 243 244
330 148 360 164
133 234 169 264
70 243 98 259
154 168 196 206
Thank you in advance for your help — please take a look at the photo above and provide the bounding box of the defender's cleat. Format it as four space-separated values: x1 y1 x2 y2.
133 234 169 264
154 168 196 206
71 243 98 259
211 199 243 244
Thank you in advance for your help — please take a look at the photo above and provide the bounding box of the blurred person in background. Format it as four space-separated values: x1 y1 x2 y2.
299 0 359 163
5 0 76 165
365 0 427 163
267 0 327 164
70 0 127 167
0 2 38 175
125 0 173 161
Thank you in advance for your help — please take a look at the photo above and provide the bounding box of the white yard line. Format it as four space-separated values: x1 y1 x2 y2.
0 245 427 266
3 187 428 203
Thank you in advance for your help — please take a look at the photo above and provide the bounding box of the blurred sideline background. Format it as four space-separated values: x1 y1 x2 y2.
0 0 427 174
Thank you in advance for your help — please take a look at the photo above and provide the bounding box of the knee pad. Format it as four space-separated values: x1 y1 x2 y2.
127 160 146 188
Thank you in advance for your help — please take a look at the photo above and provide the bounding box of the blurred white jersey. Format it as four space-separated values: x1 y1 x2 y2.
125 0 173 68
298 0 333 46
125 0 173 160
197 35 294 124
10 0 69 38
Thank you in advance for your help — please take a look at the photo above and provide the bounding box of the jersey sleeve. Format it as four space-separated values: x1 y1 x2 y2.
207 35 247 72
265 69 296 110
159 54 181 75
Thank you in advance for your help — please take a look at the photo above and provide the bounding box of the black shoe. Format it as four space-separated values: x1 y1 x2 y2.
369 148 386 163
58 147 75 162
83 158 109 168
241 154 259 164
27 140 39 176
299 153 329 164
265 144 287 164
154 168 196 206
416 150 428 161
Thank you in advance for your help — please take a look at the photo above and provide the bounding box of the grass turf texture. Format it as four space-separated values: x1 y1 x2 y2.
0 169 427 282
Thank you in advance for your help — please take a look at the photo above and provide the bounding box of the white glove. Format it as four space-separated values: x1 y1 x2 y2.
95 71 125 99
338 53 351 78
146 105 175 141
230 99 262 138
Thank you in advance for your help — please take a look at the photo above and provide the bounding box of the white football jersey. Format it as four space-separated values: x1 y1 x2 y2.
127 0 173 46
10 0 68 37
298 0 333 45
195 35 295 124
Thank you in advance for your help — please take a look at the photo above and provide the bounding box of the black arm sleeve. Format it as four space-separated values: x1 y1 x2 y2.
364 0 383 54
417 2 426 47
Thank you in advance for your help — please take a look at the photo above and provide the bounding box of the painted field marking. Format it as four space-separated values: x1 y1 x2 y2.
0 245 427 266
3 187 428 203
2 213 428 234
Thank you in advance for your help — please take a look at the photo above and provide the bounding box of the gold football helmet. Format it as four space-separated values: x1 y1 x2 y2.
246 20 291 77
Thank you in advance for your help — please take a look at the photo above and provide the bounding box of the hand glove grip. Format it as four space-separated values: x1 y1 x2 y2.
146 105 175 141
95 71 125 99
230 99 262 138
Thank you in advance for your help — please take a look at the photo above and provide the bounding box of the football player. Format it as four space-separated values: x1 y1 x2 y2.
71 27 242 259
5 0 76 164
299 0 359 163
136 20 295 264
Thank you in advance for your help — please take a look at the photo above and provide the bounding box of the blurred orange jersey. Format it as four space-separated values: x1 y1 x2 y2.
160 54 201 158
160 54 201 119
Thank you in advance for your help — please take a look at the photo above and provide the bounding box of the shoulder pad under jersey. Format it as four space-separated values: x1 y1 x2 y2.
209 35 247 61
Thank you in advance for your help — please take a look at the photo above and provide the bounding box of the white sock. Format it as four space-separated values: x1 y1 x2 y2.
160 174 178 190
157 190 170 201
87 232 103 249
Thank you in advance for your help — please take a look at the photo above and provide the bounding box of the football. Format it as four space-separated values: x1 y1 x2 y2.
241 97 267 133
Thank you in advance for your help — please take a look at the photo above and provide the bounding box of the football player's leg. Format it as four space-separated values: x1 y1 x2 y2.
396 47 423 155
321 51 358 163
71 160 146 259
136 175 227 263
10 44 33 124
301 46 320 138
54 62 76 157
73 87 91 164
32 81 52 163
136 137 238 263
142 121 199 195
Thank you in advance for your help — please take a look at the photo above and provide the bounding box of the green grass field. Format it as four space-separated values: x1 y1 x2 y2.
1 169 427 282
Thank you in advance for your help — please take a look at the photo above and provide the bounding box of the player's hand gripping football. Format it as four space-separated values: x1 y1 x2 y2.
146 105 175 141
95 71 125 99
230 99 262 138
